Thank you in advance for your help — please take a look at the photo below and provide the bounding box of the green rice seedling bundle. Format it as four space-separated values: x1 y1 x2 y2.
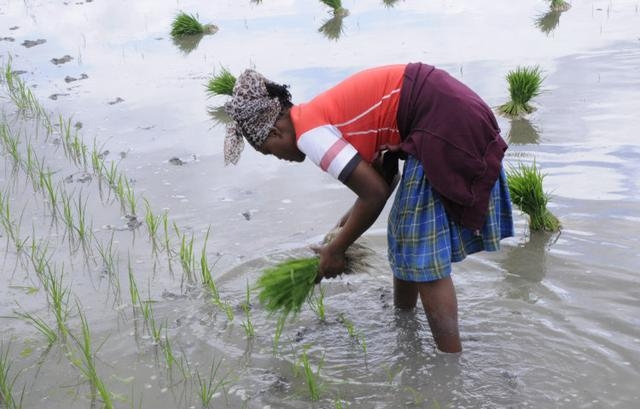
257 227 374 317
170 12 217 37
507 161 561 232
257 257 320 316
550 0 571 12
320 0 350 17
206 67 236 97
498 66 544 118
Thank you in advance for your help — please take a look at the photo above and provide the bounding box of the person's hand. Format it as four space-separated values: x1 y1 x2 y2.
310 244 346 283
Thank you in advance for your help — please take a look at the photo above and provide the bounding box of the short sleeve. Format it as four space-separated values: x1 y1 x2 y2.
297 125 361 182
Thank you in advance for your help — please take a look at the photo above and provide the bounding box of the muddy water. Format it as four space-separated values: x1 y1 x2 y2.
1 0 639 408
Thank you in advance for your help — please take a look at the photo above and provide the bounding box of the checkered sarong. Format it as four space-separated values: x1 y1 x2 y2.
387 156 514 282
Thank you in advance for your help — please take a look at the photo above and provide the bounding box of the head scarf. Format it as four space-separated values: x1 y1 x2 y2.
223 69 281 165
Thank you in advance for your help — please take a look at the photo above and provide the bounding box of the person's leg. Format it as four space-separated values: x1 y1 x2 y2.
393 276 419 309
417 277 462 353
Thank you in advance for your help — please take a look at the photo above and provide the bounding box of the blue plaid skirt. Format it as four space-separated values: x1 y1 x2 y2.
387 156 514 282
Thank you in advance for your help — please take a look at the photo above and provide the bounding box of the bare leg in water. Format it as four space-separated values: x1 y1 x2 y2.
394 276 462 353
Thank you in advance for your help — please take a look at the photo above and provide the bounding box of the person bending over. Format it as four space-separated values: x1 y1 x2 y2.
222 63 514 353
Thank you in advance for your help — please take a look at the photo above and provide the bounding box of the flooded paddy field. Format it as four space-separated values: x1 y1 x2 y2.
1 0 639 408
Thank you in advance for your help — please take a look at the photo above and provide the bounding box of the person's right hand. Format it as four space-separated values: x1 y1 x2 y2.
310 244 346 283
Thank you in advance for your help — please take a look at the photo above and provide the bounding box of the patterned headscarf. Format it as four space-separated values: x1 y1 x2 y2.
223 69 281 165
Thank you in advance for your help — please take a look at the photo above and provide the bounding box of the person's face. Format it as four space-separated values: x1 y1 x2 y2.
257 112 305 162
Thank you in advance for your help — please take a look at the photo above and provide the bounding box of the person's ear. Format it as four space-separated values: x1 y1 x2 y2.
268 125 281 139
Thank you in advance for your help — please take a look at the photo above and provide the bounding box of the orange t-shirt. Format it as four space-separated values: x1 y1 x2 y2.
290 64 405 182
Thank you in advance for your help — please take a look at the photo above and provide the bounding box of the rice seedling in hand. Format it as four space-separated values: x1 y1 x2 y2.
170 12 218 37
498 66 544 118
206 67 236 97
256 257 319 317
507 161 561 232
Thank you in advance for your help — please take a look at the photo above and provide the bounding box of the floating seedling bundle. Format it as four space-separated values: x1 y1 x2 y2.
256 228 374 317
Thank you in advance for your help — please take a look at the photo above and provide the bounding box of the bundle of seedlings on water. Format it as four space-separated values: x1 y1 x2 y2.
507 161 561 232
206 67 236 97
320 0 350 17
170 11 218 37
497 65 544 118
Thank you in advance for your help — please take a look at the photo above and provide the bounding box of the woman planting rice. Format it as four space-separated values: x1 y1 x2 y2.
223 63 514 353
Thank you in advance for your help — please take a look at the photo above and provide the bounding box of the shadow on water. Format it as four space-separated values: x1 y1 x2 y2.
172 33 205 54
507 118 540 145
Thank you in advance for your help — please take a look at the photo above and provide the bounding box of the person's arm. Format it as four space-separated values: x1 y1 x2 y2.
335 149 399 228
316 160 391 280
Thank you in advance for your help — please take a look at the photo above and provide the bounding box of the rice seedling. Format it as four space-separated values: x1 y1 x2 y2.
42 265 71 340
68 307 114 409
29 235 51 278
59 190 76 243
161 326 175 372
240 281 255 339
0 342 25 409
143 199 161 253
506 161 561 232
73 193 89 239
194 358 229 408
149 316 165 345
170 12 218 37
337 313 357 339
0 123 21 169
0 190 26 253
295 345 324 401
498 66 544 118
39 168 59 216
199 228 221 300
90 142 105 177
256 257 319 317
272 313 287 354
14 309 58 346
320 0 350 17
206 67 236 97
123 177 137 216
176 226 196 283
308 284 326 321
103 161 119 191
127 255 141 315
550 0 571 12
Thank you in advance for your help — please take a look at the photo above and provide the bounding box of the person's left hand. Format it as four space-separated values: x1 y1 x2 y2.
310 244 346 283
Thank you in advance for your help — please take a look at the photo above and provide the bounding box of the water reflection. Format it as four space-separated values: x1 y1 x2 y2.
172 33 205 54
207 105 232 126
507 118 540 145
535 10 562 35
499 231 560 302
318 14 347 41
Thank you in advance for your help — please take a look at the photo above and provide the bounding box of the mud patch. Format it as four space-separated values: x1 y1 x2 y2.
64 73 88 83
21 39 46 47
51 55 73 65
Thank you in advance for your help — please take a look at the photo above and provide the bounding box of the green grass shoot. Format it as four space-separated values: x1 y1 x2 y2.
15 310 58 346
507 161 561 232
0 342 25 409
308 284 326 321
296 345 323 401
68 307 114 409
256 257 319 317
241 281 255 339
206 67 236 97
195 359 229 408
498 66 544 118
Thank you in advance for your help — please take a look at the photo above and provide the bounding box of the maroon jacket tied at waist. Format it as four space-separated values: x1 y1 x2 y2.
396 62 508 230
